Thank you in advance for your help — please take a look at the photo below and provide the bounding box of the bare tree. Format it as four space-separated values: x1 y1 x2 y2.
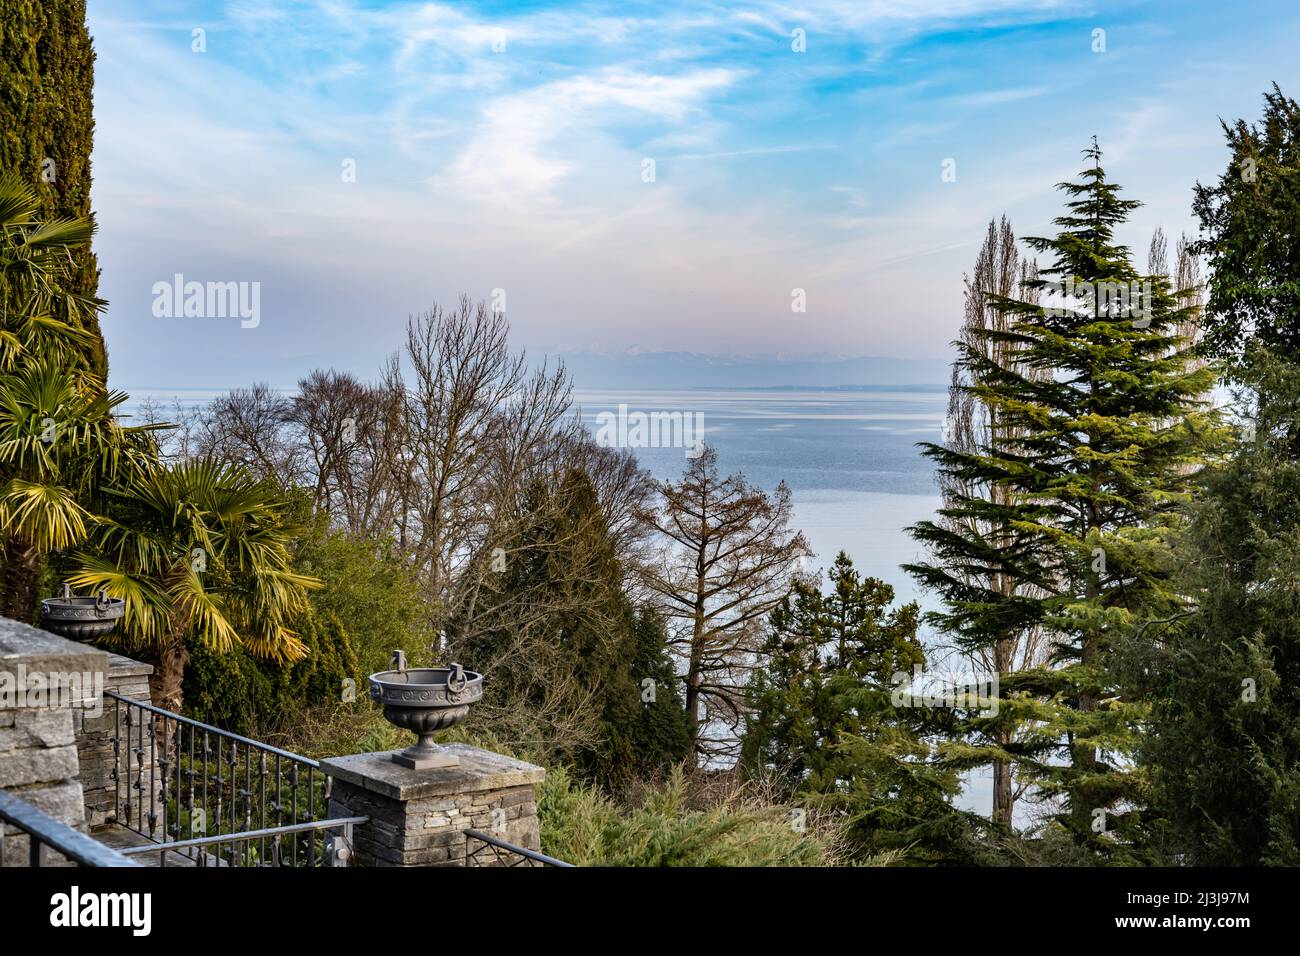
639 446 809 763
389 298 577 642
135 396 206 464
944 216 1052 824
197 383 301 487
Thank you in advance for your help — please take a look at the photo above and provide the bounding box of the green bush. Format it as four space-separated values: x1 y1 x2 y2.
182 515 430 737
184 609 359 737
291 516 430 677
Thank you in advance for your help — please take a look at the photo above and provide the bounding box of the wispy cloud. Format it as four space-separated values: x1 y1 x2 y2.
82 0 1299 387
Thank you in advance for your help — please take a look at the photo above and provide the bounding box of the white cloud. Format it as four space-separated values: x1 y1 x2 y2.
434 68 742 204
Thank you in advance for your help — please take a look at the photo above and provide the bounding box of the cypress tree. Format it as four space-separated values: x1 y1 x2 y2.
456 468 690 789
0 0 105 375
908 143 1223 855
906 217 1050 827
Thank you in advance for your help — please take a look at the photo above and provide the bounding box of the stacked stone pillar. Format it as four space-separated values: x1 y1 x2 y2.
321 743 545 866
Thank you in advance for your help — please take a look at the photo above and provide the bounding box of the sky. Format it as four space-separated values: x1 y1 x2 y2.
86 0 1300 391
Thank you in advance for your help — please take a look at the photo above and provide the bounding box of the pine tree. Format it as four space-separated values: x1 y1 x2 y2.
742 552 966 862
0 0 105 375
909 143 1223 855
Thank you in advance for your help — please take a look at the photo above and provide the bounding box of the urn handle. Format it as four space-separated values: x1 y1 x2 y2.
95 588 113 610
446 662 467 700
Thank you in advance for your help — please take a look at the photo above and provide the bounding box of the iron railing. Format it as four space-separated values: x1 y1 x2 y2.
464 828 573 867
107 691 338 867
117 816 367 867
0 789 139 868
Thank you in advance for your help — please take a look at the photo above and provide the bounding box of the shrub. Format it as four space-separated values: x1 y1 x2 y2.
184 609 358 736
538 765 844 866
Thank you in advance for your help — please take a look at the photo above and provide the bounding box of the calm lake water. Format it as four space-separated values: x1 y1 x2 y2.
572 387 946 605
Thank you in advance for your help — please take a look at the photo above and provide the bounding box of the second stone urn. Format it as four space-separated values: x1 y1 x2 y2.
369 650 483 770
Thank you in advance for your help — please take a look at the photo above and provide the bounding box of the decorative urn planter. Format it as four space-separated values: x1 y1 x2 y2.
368 650 483 770
39 584 125 642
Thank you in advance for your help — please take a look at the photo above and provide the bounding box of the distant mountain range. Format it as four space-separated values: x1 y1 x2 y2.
555 350 951 389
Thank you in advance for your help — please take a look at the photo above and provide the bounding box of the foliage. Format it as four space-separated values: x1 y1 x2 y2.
0 173 147 620
184 607 359 737
1121 353 1300 864
0 0 104 375
742 552 971 862
69 457 319 710
289 505 430 677
1192 85 1300 371
538 765 843 867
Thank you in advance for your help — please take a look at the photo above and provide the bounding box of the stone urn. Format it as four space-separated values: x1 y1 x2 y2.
368 650 483 770
39 584 125 642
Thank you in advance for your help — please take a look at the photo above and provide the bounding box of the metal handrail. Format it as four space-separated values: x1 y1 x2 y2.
0 789 139 867
105 691 322 767
118 816 368 855
105 690 331 865
118 815 368 867
463 828 573 867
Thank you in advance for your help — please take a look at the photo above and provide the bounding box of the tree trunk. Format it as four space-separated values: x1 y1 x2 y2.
147 633 190 713
992 637 1013 825
1 536 42 623
992 743 1013 826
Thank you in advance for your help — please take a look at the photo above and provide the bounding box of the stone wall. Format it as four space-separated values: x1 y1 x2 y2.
76 654 153 829
0 616 106 863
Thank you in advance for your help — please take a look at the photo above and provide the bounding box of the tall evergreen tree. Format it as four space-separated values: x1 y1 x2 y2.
1121 355 1300 864
908 144 1223 855
455 468 690 788
0 0 104 375
1192 85 1300 372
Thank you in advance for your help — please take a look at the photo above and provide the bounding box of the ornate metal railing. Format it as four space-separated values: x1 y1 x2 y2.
463 828 573 867
106 691 339 867
0 789 138 867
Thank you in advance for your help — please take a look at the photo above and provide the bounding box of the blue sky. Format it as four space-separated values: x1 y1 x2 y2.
86 0 1300 390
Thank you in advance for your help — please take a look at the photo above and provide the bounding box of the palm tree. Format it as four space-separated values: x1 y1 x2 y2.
0 173 154 618
69 457 321 711
0 355 155 617
0 171 104 375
